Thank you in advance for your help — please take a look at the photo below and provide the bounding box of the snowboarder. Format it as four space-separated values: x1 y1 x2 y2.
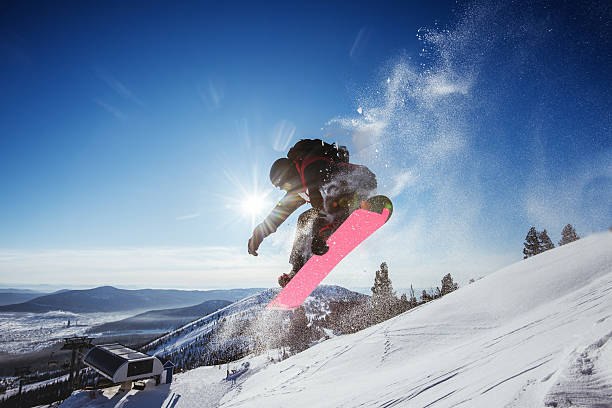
248 139 377 287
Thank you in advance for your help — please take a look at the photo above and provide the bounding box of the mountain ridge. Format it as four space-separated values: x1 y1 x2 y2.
88 299 233 334
0 286 265 313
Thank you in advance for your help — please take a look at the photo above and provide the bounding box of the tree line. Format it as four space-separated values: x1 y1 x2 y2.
0 376 74 408
259 262 462 357
319 262 459 335
523 224 579 259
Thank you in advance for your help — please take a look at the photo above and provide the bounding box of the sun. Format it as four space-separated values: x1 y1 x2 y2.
217 164 276 229
241 193 268 217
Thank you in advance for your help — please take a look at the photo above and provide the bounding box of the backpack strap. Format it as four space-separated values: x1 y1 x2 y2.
293 156 334 202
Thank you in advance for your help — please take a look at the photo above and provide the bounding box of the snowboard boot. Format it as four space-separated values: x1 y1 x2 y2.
278 274 291 287
278 269 298 287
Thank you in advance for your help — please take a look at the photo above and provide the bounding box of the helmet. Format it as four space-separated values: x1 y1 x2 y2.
270 158 299 190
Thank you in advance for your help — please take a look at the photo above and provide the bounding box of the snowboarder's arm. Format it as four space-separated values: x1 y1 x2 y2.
248 192 306 256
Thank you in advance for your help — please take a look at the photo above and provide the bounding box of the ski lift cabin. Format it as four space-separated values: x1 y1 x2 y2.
84 343 163 385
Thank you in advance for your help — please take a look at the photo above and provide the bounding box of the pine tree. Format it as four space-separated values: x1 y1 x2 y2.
409 285 418 307
440 273 459 296
538 229 555 252
523 227 541 258
559 224 579 246
421 289 432 303
399 293 410 313
371 262 399 322
371 262 395 298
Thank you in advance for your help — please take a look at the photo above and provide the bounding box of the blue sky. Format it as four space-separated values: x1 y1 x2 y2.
1 0 610 290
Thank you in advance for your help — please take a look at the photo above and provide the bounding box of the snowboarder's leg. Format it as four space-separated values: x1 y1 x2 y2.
311 208 349 256
281 207 349 287
280 208 319 287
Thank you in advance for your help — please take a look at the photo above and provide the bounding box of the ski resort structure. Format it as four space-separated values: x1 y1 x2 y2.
83 344 163 385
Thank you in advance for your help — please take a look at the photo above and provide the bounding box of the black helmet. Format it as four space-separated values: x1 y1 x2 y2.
270 158 299 190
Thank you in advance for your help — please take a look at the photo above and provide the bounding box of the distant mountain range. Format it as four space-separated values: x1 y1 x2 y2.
0 289 51 307
88 299 233 334
0 286 265 313
0 288 47 294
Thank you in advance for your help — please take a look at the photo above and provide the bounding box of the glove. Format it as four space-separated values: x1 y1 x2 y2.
248 225 265 256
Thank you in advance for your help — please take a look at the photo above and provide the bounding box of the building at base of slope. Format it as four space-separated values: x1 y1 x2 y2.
83 343 164 389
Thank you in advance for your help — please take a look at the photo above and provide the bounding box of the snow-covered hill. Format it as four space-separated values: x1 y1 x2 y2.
60 232 612 407
88 299 232 335
143 285 367 361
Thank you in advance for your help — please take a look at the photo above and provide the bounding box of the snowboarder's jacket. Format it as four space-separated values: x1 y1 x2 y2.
257 139 375 238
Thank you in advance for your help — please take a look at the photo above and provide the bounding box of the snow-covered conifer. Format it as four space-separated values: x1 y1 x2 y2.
539 229 555 252
523 227 541 258
559 224 579 246
441 273 459 296
371 262 399 322
409 285 418 307
371 262 395 298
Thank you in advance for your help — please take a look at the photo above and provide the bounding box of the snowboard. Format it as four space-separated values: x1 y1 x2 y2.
266 195 393 310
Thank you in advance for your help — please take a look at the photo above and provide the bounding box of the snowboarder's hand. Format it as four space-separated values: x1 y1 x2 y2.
248 226 264 256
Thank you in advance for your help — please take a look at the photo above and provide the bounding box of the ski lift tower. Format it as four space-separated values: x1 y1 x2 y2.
61 336 93 390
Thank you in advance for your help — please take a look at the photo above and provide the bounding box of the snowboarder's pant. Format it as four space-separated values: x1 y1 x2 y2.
288 207 350 274
289 164 377 274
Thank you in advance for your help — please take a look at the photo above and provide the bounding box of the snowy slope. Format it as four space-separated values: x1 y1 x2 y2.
58 353 277 408
220 232 612 408
60 232 612 407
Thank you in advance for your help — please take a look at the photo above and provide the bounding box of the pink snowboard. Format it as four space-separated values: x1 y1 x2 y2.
266 207 391 310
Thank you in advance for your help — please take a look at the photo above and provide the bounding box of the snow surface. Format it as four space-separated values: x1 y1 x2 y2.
60 232 612 407
58 353 276 408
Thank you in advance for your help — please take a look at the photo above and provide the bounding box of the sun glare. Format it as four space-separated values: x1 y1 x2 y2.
241 194 268 217
219 164 276 229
